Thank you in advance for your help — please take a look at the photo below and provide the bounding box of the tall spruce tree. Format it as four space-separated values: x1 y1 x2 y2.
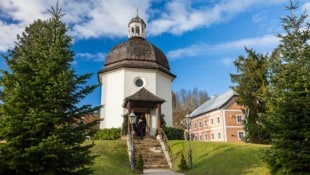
0 5 97 174
264 1 310 173
230 48 270 144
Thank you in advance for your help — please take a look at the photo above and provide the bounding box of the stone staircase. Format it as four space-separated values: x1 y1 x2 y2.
134 136 169 169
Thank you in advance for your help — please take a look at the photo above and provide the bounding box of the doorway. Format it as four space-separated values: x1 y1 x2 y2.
134 111 151 137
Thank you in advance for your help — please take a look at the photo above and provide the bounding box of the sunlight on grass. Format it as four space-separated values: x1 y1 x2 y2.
85 140 270 175
171 140 270 175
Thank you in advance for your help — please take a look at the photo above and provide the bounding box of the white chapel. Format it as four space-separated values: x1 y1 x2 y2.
98 14 176 136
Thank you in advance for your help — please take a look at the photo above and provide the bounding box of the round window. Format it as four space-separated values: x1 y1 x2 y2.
135 79 144 87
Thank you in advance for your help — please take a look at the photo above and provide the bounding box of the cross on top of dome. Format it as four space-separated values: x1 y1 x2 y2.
128 9 146 39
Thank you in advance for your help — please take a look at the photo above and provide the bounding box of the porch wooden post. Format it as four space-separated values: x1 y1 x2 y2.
157 103 161 136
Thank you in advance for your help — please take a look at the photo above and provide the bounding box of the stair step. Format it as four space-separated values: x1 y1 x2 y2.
144 164 170 168
132 137 169 169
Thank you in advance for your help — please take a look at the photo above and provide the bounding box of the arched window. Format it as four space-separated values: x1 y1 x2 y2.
131 27 134 34
136 26 140 35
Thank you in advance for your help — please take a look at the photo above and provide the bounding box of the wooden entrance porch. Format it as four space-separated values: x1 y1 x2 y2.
123 87 165 137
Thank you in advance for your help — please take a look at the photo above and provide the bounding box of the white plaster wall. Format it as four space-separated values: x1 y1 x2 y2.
99 67 174 130
156 71 174 126
99 69 125 128
124 68 156 97
124 68 173 127
124 68 158 134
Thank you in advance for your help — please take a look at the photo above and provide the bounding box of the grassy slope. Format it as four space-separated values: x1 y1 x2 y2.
170 140 270 175
86 140 136 175
87 140 270 175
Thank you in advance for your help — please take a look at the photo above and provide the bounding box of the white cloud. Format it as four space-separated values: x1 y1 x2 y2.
302 2 310 16
216 34 279 51
221 57 235 66
252 13 265 23
0 0 49 24
167 43 208 59
302 2 310 10
148 0 286 35
0 0 150 52
0 0 286 52
0 0 51 51
167 34 279 59
0 21 22 51
69 0 151 39
76 52 106 62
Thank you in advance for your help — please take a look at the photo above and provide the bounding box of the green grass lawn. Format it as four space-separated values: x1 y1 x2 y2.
170 140 271 175
87 140 270 175
86 140 136 175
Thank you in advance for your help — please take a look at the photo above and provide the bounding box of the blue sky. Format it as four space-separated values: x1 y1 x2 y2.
0 0 309 107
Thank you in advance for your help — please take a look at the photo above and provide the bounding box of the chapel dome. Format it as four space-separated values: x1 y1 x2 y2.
99 14 175 77
100 37 174 77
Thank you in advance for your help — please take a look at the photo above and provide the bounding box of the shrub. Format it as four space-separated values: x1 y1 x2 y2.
163 127 184 140
121 115 128 135
178 153 188 171
136 152 144 170
92 128 121 140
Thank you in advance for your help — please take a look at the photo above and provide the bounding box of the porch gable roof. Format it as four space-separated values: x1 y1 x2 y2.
123 87 165 108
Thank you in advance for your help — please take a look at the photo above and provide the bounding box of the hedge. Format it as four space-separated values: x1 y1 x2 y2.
92 128 121 140
163 127 184 140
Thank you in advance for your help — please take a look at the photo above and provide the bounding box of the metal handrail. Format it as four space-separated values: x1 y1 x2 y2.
161 129 173 163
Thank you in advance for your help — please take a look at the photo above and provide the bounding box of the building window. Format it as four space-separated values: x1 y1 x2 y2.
199 122 202 128
135 78 144 87
211 118 214 125
199 135 202 141
205 134 208 140
236 115 243 123
194 123 197 129
217 117 220 123
135 26 140 35
218 132 221 139
238 131 245 140
211 133 214 140
204 120 207 126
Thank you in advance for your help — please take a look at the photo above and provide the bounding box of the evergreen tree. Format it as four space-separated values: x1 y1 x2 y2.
136 152 144 170
178 153 188 171
0 4 98 174
230 48 270 144
264 1 310 173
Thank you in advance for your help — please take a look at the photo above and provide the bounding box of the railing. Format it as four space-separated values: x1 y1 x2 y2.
160 129 173 168
126 134 135 171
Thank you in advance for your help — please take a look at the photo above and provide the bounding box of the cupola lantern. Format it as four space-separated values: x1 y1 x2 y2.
128 13 146 39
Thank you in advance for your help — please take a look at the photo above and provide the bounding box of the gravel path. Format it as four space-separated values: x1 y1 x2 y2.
142 169 185 175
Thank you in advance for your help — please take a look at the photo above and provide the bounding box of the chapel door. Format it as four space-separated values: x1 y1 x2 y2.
135 111 151 137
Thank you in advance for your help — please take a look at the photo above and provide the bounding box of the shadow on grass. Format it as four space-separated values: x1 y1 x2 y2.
171 141 187 163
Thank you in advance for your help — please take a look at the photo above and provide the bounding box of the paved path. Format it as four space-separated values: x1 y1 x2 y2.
142 169 185 175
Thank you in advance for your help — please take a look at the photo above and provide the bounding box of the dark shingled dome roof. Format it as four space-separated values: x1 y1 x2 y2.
128 16 146 26
99 37 175 77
